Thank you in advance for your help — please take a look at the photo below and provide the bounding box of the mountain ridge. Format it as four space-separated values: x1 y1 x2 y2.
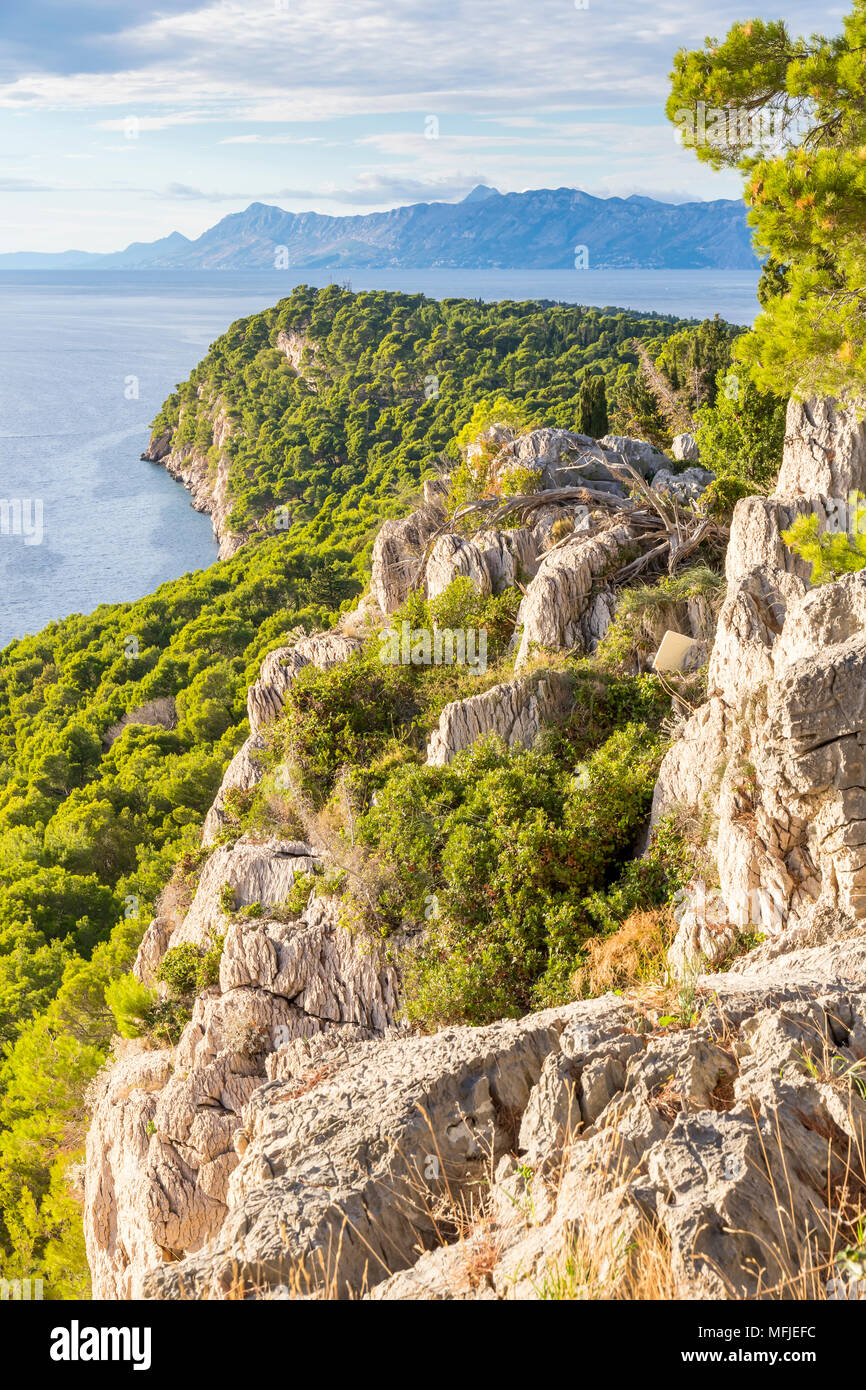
0 186 759 271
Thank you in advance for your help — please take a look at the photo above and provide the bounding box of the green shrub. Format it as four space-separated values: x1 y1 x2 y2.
219 882 236 914
105 973 156 1040
694 361 787 503
359 725 665 1028
156 944 202 997
196 934 225 989
783 502 866 584
147 999 191 1047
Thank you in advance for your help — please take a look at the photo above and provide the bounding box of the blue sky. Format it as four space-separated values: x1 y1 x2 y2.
0 0 844 253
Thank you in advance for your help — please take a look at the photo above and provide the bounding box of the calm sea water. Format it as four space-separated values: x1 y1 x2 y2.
0 268 761 648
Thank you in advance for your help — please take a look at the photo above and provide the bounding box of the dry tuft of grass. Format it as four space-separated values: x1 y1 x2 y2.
573 907 675 997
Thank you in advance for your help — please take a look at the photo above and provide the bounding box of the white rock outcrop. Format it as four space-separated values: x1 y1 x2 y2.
118 926 866 1301
247 631 363 733
84 836 399 1299
426 671 574 765
515 523 635 669
655 403 866 935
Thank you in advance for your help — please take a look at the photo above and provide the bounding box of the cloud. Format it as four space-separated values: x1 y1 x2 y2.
275 171 492 206
0 176 55 191
219 134 325 146
161 181 242 201
0 0 826 123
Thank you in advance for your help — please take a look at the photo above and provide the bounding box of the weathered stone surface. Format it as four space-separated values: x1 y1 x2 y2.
598 434 669 477
85 837 399 1299
369 500 446 614
172 836 321 948
423 533 493 602
651 466 714 503
671 432 700 463
202 732 266 845
426 671 573 765
654 393 866 940
133 917 175 987
101 931 866 1302
247 632 363 733
514 523 635 669
776 397 866 500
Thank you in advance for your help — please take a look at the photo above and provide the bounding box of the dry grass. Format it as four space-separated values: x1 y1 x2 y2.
573 907 675 997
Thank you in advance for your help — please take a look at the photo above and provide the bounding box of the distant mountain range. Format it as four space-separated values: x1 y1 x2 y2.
0 185 759 271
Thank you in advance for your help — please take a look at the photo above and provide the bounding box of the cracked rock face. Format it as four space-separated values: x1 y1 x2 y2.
426 671 574 765
369 500 447 614
776 397 866 500
515 523 635 669
84 836 399 1299
119 930 866 1301
424 527 538 602
656 406 866 942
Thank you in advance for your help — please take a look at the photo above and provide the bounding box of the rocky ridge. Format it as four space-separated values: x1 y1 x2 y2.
86 403 866 1300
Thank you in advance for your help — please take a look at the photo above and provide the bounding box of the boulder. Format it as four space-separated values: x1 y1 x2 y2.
423 527 539 602
514 523 635 668
426 671 574 765
672 432 700 463
598 434 670 478
651 466 714 504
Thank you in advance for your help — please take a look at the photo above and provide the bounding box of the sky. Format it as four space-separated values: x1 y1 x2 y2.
0 0 845 254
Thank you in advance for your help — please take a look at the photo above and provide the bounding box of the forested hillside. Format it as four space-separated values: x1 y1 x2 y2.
0 287 742 1295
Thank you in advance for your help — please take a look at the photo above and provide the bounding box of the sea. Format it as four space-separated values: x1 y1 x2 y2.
0 268 761 649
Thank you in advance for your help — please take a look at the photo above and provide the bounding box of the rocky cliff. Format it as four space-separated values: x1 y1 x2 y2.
86 403 866 1300
143 392 242 560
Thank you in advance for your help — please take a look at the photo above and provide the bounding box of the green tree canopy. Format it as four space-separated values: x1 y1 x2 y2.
667 1 866 401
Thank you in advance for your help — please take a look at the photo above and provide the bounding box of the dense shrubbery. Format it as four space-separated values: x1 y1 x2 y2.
150 284 709 548
695 364 787 506
361 726 666 1025
270 647 677 1027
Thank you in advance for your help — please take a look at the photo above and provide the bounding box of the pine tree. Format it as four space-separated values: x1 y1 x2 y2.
576 375 609 437
667 1 866 402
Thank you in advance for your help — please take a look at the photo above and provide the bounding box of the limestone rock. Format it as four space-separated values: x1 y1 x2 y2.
369 500 446 614
133 917 175 988
426 671 574 765
653 403 866 937
651 466 714 503
672 432 700 463
202 732 266 845
247 631 363 733
598 434 669 477
102 933 866 1302
172 836 321 948
514 523 635 669
424 534 493 602
776 397 866 500
84 836 399 1299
